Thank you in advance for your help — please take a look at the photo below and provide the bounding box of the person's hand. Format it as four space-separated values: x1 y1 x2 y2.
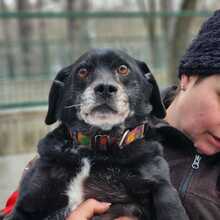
66 199 137 220
66 199 111 220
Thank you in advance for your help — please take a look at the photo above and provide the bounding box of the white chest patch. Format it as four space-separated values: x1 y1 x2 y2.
66 158 91 211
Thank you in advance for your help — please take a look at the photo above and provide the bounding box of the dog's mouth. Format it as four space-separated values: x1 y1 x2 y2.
80 102 130 130
91 104 118 114
79 88 130 130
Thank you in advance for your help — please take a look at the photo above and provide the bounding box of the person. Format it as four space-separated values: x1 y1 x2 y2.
1 9 220 220
65 9 220 220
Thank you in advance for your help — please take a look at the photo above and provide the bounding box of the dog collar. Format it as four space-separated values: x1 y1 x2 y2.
68 124 146 151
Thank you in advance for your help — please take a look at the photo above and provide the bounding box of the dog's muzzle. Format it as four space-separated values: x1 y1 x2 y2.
79 83 130 130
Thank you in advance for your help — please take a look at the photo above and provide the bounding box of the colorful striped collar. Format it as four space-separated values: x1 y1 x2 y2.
68 124 146 151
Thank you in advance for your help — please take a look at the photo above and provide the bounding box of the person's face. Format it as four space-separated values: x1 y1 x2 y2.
172 74 220 155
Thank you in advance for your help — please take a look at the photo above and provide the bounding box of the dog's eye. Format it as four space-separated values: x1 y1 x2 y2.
78 68 89 79
117 65 129 76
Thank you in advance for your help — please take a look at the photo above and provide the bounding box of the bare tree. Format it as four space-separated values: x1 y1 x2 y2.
165 0 198 84
65 0 90 59
66 0 90 47
36 0 50 76
136 0 198 84
79 0 90 49
66 0 77 44
16 0 33 77
136 0 157 66
0 0 15 78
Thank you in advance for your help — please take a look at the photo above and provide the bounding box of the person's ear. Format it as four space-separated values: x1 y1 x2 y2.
135 60 166 119
45 65 72 125
180 74 193 91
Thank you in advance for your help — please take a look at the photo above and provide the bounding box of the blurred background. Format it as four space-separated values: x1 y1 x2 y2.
0 0 218 207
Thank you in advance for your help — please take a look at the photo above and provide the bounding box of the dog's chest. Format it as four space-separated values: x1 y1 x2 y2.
66 158 91 211
66 158 134 211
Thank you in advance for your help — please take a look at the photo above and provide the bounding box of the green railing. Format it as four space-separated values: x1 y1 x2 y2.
0 11 212 19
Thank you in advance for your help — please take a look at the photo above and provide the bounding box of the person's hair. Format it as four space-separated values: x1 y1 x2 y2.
172 74 207 102
162 74 210 108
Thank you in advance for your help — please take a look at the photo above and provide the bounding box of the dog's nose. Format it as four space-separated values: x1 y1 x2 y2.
94 84 118 98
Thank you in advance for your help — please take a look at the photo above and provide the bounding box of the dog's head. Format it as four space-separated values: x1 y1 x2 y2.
45 48 165 130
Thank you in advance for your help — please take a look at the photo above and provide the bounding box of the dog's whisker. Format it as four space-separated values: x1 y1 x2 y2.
64 104 82 109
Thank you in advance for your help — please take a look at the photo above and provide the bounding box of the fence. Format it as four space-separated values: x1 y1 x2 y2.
0 10 211 110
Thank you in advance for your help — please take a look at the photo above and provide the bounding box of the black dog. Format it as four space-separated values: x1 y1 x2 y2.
8 49 189 220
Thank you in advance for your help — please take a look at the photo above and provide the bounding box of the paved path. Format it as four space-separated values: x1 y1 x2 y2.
0 153 35 207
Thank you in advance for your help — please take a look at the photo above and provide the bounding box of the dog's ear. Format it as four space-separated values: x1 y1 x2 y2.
45 65 72 125
136 60 166 119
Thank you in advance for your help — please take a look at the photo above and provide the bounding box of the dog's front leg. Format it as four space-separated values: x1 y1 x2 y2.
153 182 189 220
140 156 189 220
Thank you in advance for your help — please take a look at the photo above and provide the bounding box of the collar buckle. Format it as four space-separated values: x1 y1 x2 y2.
119 130 130 149
94 134 110 151
119 124 145 148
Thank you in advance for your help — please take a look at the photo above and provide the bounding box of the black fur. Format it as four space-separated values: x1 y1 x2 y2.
8 49 188 220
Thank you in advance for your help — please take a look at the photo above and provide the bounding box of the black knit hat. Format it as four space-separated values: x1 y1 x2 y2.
178 10 220 77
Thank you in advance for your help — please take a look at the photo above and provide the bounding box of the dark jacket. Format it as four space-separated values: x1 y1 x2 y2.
157 86 220 220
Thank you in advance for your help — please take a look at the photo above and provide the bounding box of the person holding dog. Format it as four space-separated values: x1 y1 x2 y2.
1 9 220 220
66 9 220 220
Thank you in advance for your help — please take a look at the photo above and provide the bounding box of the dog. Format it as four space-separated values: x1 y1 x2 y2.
7 48 189 220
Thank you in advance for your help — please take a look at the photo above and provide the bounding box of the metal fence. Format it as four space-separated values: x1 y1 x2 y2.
0 11 211 109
